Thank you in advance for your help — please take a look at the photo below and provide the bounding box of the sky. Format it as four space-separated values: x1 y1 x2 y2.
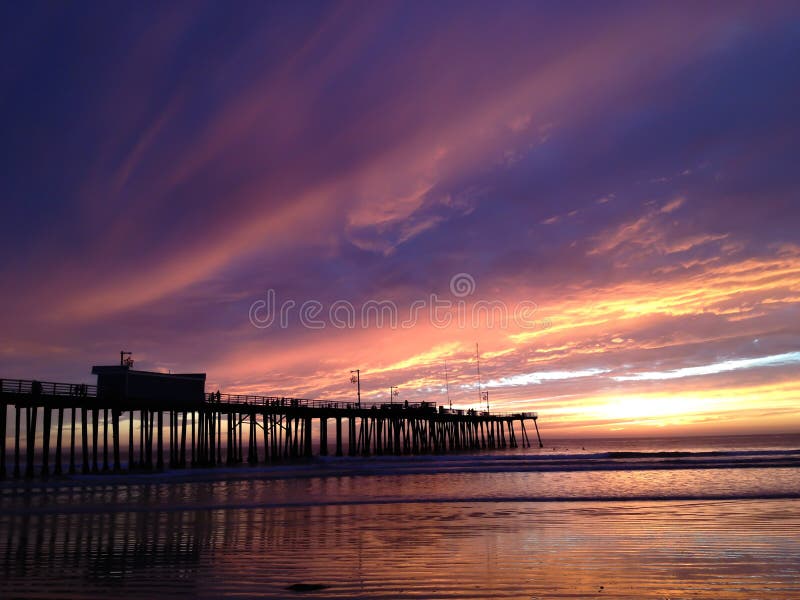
1 1 799 437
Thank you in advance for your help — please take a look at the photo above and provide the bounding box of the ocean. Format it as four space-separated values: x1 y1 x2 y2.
1 434 799 599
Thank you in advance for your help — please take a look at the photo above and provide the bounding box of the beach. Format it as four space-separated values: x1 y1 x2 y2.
2 434 799 599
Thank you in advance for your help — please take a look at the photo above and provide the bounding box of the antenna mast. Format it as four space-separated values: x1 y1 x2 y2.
476 343 482 406
444 360 451 410
476 343 489 412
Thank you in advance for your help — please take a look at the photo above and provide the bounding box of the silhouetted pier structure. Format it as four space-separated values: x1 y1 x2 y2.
0 366 543 480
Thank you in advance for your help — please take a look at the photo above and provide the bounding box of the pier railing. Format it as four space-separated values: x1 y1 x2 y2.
0 378 96 398
212 393 362 410
1 378 536 419
211 392 440 412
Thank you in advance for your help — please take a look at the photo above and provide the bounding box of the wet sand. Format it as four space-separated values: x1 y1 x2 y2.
1 497 798 598
2 439 799 598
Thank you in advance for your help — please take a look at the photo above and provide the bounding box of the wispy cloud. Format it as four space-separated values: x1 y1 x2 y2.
613 352 800 382
485 368 610 387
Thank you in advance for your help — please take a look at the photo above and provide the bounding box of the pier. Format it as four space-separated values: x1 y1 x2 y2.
0 367 543 480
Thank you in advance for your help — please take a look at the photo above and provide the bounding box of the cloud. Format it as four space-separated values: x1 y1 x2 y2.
586 201 731 263
613 351 800 382
661 197 685 213
485 368 610 387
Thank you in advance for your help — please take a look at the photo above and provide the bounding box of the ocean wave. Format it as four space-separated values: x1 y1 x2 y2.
2 448 799 491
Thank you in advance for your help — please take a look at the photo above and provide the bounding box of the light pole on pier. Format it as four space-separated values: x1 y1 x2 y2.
390 386 399 405
350 369 361 407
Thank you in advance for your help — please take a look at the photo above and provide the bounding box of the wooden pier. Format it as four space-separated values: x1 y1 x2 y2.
0 376 543 480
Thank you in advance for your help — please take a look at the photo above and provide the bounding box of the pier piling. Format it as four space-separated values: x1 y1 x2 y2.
0 400 6 479
41 407 51 478
13 405 21 478
81 407 89 474
54 407 64 475
25 406 37 479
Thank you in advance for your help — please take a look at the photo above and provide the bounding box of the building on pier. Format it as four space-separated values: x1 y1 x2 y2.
91 365 206 408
